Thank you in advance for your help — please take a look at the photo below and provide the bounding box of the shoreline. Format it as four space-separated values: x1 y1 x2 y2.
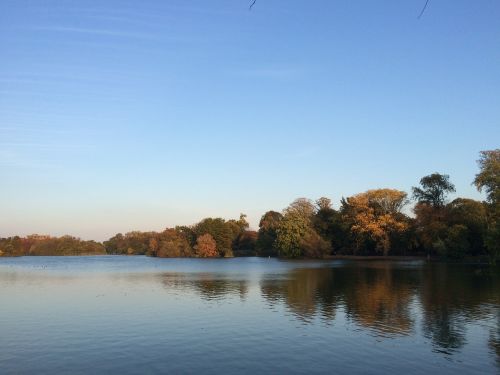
0 254 494 265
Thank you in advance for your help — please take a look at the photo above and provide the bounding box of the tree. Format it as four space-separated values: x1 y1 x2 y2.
412 174 456 256
154 228 194 258
275 198 331 258
175 226 197 248
442 225 469 260
104 231 154 255
275 213 309 258
474 149 500 204
256 210 283 256
473 149 500 263
236 213 250 232
313 203 351 255
413 202 448 253
299 228 332 258
446 198 488 256
233 230 258 256
23 235 106 256
283 198 316 223
412 173 456 208
194 218 234 257
342 189 410 255
315 197 332 211
195 234 218 258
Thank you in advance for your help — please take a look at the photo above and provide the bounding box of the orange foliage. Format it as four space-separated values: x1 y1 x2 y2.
346 189 409 255
195 233 218 258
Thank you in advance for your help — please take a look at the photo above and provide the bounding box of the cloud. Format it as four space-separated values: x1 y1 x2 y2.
0 149 57 169
31 26 157 40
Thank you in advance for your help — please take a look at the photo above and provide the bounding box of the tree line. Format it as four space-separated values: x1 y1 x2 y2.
1 149 498 263
0 234 105 256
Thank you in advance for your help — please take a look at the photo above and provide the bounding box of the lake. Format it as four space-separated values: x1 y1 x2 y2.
0 256 498 374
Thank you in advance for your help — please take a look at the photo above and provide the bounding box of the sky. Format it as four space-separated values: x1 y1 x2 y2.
1 0 499 241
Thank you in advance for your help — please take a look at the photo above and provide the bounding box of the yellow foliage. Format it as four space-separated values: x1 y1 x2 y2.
346 189 409 255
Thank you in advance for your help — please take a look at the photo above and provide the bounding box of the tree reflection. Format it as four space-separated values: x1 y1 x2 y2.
340 264 416 336
420 264 500 354
261 262 417 336
261 268 338 322
260 261 500 347
160 272 248 301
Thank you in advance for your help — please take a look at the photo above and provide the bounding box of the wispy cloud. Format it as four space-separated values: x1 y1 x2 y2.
0 125 105 136
0 142 94 150
31 26 157 40
24 26 203 44
0 150 58 169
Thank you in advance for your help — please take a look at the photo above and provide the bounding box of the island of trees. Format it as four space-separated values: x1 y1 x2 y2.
1 149 498 263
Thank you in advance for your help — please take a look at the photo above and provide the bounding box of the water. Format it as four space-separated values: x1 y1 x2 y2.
0 256 498 374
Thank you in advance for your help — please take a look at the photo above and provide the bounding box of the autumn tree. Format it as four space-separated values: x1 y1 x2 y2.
342 189 410 256
299 229 332 258
104 231 154 255
154 228 194 258
17 235 106 256
175 226 197 248
0 236 24 256
195 233 218 258
194 218 234 257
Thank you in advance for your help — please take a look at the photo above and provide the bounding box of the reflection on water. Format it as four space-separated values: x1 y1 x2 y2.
262 262 499 350
0 256 498 374
160 273 249 301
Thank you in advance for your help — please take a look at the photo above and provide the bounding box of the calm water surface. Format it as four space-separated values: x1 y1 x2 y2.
0 256 498 374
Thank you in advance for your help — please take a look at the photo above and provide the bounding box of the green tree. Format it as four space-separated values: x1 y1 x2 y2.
412 173 456 256
275 213 309 258
473 149 500 263
194 218 234 257
315 197 332 211
256 210 283 256
284 198 316 222
446 198 488 256
474 149 500 205
313 203 352 255
275 198 329 258
443 225 469 260
412 173 456 208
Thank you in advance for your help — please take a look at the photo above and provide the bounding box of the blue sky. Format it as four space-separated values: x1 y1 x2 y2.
1 0 499 240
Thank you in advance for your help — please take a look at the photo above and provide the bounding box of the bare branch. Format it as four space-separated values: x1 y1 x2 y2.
249 0 257 10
